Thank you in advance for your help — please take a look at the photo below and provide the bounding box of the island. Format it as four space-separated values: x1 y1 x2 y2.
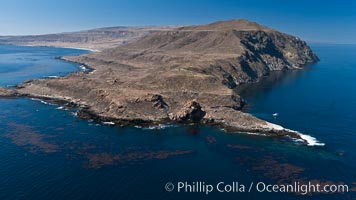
0 19 319 144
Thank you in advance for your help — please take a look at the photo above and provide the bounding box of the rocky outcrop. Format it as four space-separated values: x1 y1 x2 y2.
0 88 18 97
169 100 206 122
236 30 319 80
145 94 168 109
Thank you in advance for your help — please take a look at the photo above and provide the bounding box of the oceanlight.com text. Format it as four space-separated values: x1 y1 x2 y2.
165 181 349 195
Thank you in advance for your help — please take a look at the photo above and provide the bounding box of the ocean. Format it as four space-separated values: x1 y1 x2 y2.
0 44 354 199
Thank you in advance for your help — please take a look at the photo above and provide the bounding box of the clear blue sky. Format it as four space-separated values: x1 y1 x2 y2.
0 0 355 44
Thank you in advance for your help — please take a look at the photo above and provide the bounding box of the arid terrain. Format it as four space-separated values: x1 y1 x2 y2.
0 26 177 51
0 19 319 144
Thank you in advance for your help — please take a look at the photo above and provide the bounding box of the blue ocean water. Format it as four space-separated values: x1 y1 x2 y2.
0 45 88 86
0 44 355 199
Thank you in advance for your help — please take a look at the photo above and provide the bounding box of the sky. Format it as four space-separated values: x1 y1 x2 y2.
0 0 355 44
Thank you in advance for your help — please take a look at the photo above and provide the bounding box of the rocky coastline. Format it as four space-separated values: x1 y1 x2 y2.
0 86 304 141
0 19 321 145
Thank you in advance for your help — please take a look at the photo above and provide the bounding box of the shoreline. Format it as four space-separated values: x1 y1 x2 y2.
0 87 324 146
7 44 100 52
55 56 96 73
57 46 100 52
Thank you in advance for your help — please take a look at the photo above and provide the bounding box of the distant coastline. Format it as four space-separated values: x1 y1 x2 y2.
21 44 99 52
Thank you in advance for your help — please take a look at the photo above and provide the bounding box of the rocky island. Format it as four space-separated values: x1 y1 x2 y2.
1 19 319 144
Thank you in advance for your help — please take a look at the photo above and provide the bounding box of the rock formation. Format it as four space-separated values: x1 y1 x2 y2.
0 87 18 97
169 100 206 122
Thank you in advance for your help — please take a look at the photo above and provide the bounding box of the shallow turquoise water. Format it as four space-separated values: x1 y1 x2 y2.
0 44 354 199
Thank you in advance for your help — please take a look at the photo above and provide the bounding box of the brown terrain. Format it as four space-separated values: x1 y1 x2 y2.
0 26 177 51
0 19 319 143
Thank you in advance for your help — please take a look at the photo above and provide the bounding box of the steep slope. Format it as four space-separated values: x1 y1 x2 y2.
69 19 318 88
13 19 319 143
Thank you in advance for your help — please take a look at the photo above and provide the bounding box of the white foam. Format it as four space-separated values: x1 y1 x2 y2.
263 122 325 146
295 132 325 146
30 98 56 106
244 132 267 136
40 100 55 105
103 121 115 125
79 65 88 71
157 124 176 129
136 124 177 130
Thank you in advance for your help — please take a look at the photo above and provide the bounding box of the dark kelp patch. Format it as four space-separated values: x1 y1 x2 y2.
3 122 59 153
85 150 194 169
